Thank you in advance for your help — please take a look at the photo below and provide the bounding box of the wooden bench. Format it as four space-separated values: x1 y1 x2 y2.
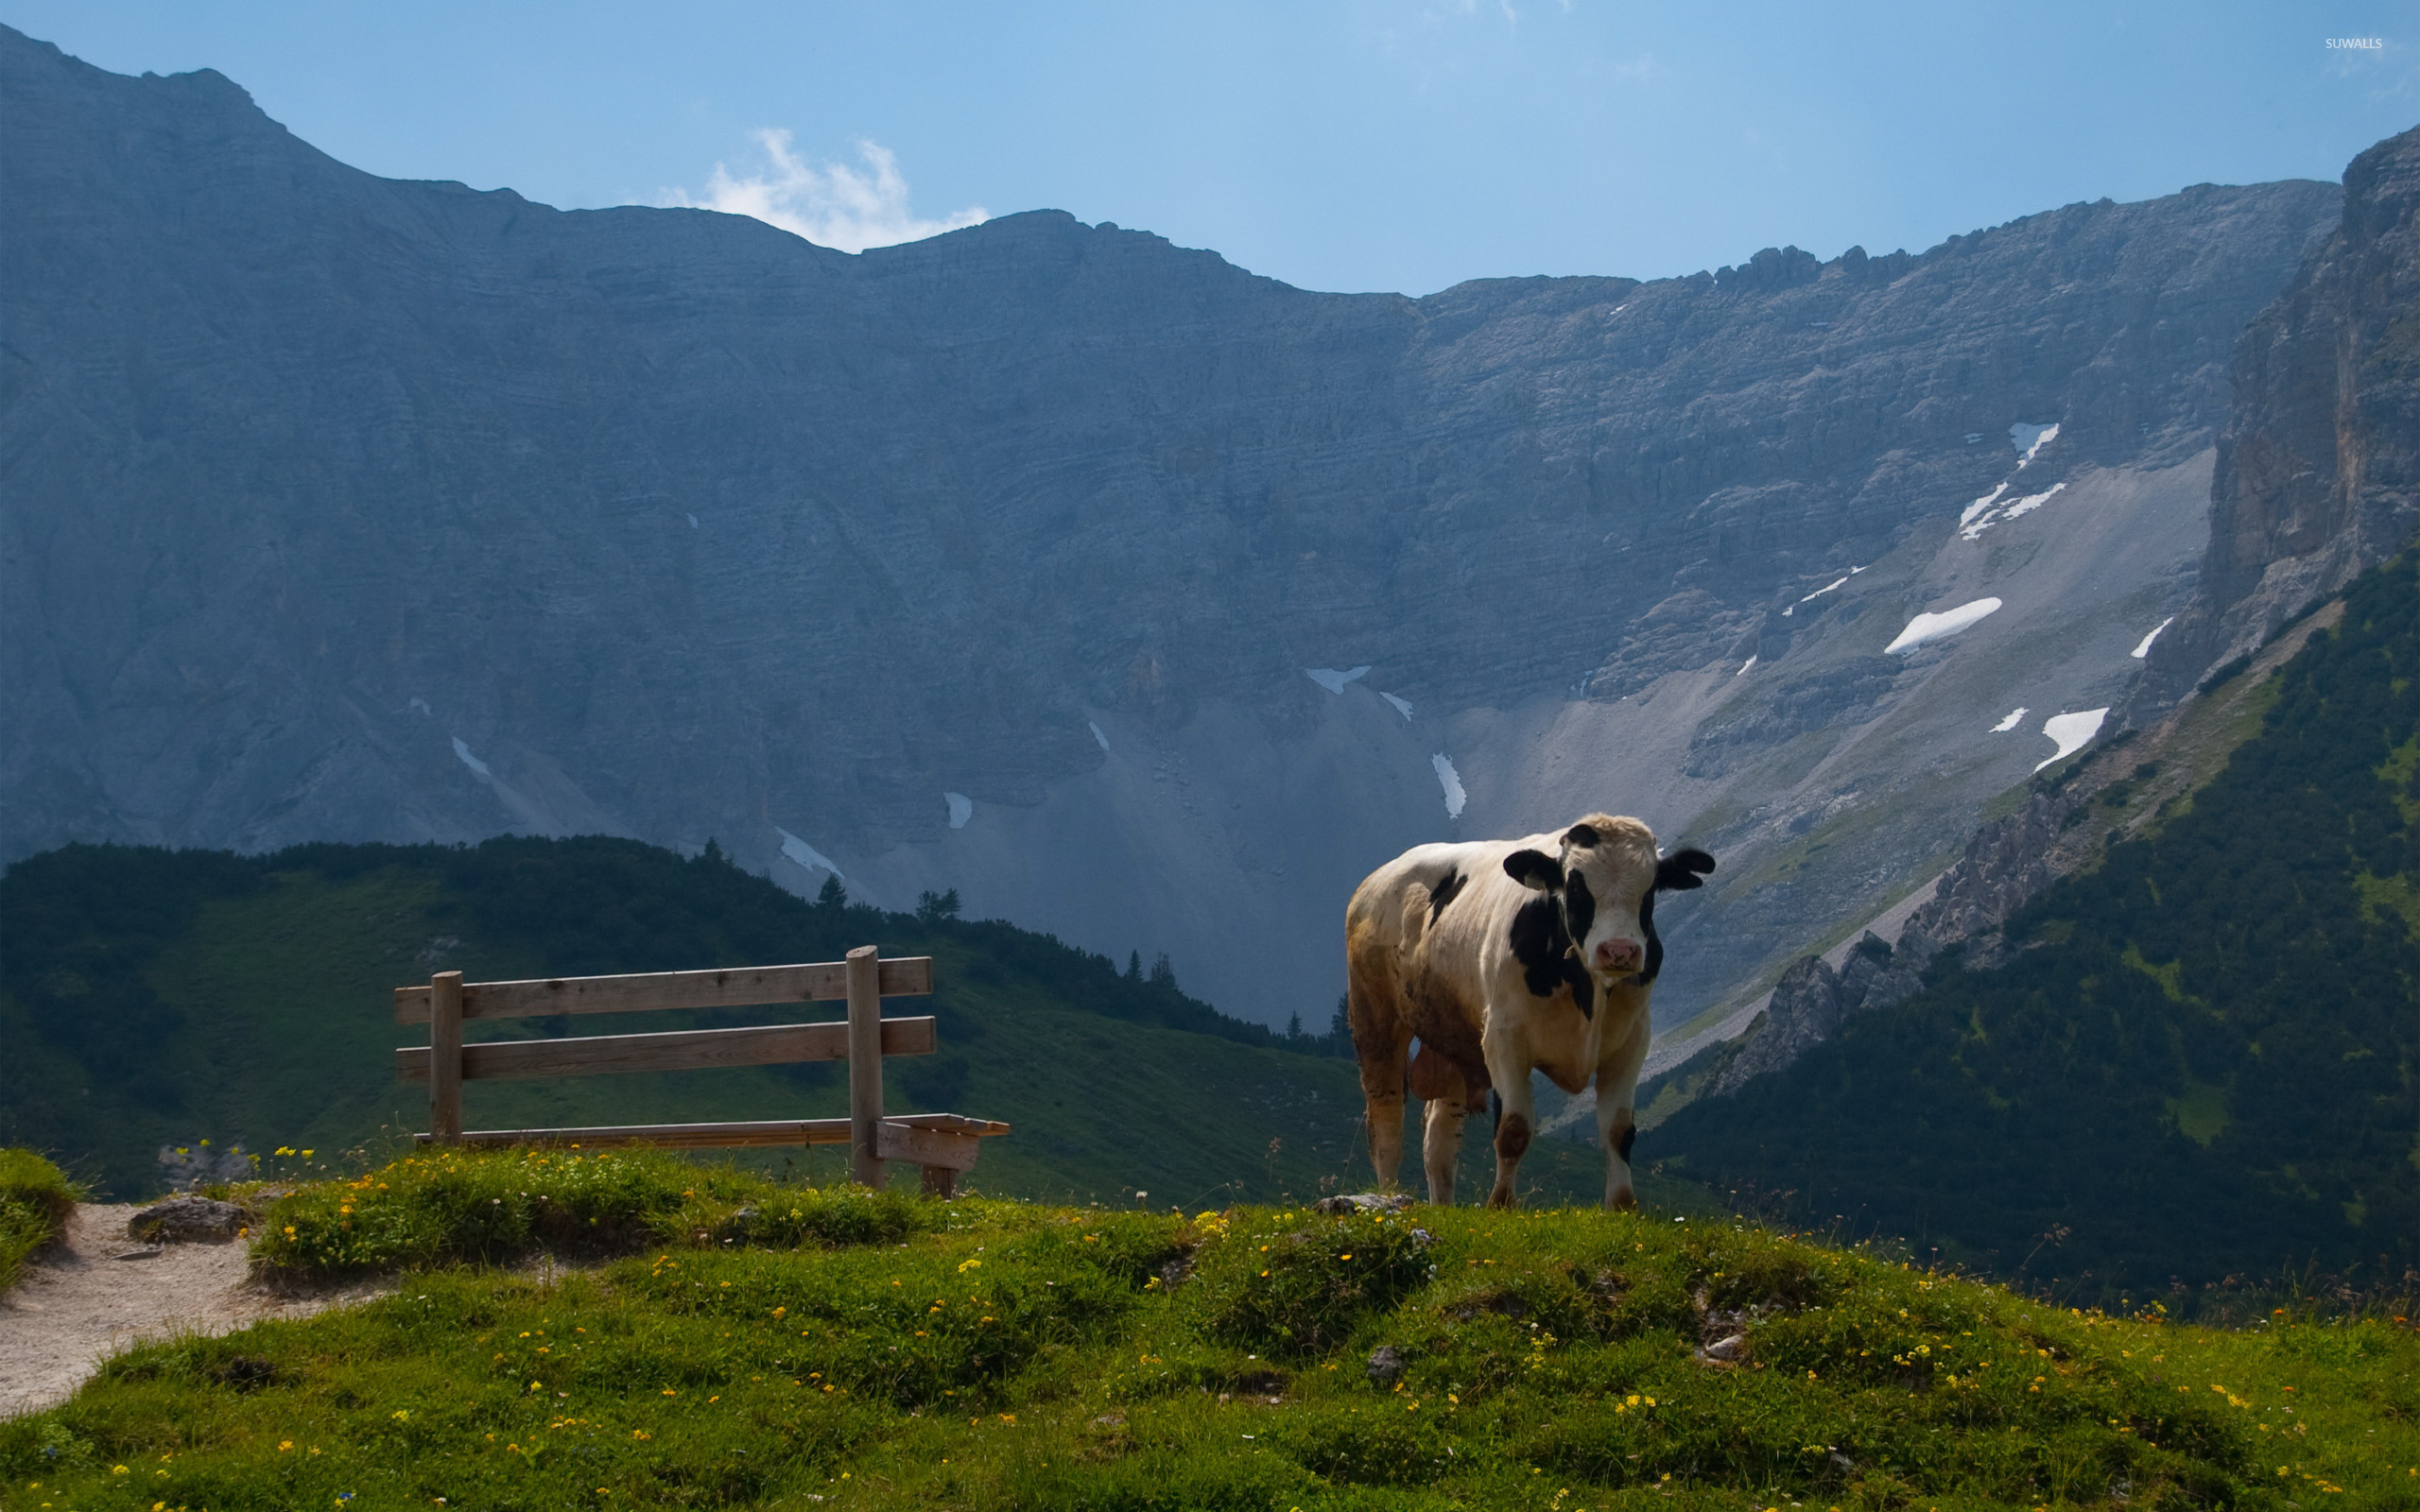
393 945 1008 1195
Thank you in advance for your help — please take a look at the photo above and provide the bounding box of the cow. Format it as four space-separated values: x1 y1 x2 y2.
1344 814 1714 1209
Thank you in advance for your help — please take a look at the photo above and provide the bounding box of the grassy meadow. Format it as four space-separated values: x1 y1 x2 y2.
4 1145 2414 1511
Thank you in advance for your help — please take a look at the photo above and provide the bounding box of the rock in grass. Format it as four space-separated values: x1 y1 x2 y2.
1315 1193 1413 1215
1366 1345 1405 1386
126 1196 247 1243
1698 1332 1750 1364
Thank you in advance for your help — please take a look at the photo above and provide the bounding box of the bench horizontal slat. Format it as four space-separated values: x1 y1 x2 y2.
395 1017 935 1082
394 956 933 1023
408 1112 1011 1150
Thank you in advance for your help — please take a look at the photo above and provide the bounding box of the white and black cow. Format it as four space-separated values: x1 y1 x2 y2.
1344 814 1714 1209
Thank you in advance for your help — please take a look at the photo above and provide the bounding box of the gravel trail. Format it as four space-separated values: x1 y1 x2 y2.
0 1204 388 1418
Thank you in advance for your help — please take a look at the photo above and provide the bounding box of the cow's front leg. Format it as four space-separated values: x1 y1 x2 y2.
1593 1007 1653 1210
1481 1034 1535 1209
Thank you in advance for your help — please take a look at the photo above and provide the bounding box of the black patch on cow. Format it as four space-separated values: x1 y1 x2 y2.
1654 848 1716 892
1564 821 1600 849
1507 892 1598 1021
1562 871 1597 951
1504 849 1564 890
1637 888 1661 985
1634 847 1713 988
1427 867 1464 925
1508 894 1570 1000
1562 957 1597 1020
1560 871 1599 1018
1615 1124 1637 1163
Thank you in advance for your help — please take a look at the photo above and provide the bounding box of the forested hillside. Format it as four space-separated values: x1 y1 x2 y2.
1658 554 2420 1298
0 836 1503 1205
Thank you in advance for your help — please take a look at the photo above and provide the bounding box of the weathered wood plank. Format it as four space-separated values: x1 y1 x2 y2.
395 1016 935 1082
393 956 933 1023
875 1119 981 1171
408 1112 1011 1150
429 971 464 1146
846 946 884 1188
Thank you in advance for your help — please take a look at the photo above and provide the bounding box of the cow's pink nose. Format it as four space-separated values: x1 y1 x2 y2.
1595 938 1642 971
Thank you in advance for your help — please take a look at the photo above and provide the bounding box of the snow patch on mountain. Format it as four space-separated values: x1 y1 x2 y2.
1431 754 1467 819
1886 597 2003 654
2034 709 2110 772
775 827 843 877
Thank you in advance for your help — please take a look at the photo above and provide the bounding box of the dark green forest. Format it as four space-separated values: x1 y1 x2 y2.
1659 555 2420 1298
0 835 1409 1202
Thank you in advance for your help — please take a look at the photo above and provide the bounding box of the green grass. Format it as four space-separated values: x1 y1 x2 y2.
4 1150 2414 1511
0 1147 78 1294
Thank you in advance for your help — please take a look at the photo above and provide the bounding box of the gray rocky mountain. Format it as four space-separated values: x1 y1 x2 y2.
2135 125 2420 706
1699 935 1926 1101
0 26 2350 1030
1652 126 2420 1101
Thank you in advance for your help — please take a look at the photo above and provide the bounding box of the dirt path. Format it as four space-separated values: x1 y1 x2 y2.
0 1204 389 1418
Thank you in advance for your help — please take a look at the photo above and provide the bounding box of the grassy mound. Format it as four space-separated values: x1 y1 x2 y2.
4 1151 2412 1509
0 1147 78 1292
252 1145 937 1274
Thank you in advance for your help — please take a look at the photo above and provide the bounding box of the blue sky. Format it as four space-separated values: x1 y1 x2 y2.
9 2 2416 295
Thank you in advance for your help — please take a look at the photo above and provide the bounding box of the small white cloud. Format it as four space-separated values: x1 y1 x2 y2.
2131 616 2175 660
1886 596 2002 654
664 131 986 253
1991 707 2028 733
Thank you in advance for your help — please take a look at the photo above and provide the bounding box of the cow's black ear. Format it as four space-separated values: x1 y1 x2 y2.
1564 822 1600 849
1654 848 1716 892
1504 850 1564 890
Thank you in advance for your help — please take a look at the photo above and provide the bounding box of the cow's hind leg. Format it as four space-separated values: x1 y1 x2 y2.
1409 1045 1467 1204
1347 929 1412 1193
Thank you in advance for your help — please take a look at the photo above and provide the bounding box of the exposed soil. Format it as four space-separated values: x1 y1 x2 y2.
0 1204 389 1419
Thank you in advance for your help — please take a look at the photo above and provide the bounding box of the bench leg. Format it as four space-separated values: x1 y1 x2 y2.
921 1164 958 1198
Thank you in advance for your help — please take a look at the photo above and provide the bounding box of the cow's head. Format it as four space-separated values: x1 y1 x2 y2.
1503 815 1716 1015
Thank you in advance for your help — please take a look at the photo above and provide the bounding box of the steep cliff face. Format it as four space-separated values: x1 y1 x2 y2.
2139 125 2420 701
0 26 2345 1027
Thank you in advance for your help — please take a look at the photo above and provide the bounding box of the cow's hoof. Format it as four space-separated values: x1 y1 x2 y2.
1606 1188 1636 1211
